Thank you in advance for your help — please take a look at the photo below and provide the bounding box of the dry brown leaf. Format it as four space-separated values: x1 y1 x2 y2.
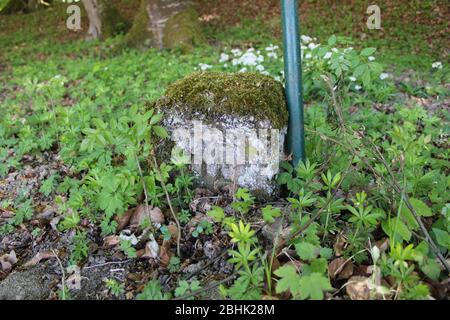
103 235 120 248
329 258 354 280
159 240 171 268
65 266 81 290
114 208 134 232
167 224 178 241
375 238 390 253
0 250 17 271
23 250 56 268
142 237 159 259
333 234 347 257
130 205 165 227
346 276 371 300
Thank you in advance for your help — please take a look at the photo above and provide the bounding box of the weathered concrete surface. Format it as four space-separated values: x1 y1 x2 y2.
156 72 288 199
0 266 50 300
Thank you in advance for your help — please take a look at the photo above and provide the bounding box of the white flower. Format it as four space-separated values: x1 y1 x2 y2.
332 48 339 53
305 53 312 59
380 73 390 80
247 48 255 53
267 51 278 59
432 61 443 69
274 76 282 82
198 63 212 71
256 65 265 72
231 48 242 57
301 35 312 44
231 52 264 67
261 71 270 76
224 63 228 68
368 56 376 61
355 85 362 91
308 43 319 50
349 76 356 82
324 52 332 59
219 53 230 63
239 67 248 73
265 44 279 52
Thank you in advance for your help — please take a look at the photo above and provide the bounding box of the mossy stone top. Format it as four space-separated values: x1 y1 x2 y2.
157 72 288 129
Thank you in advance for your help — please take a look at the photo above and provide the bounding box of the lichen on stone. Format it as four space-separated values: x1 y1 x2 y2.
158 72 289 129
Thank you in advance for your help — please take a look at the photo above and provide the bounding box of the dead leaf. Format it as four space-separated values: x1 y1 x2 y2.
66 265 81 290
167 224 178 241
375 238 390 253
103 235 120 248
130 205 165 227
114 208 134 232
333 234 347 257
50 215 62 231
329 258 354 280
23 250 57 268
0 250 17 271
159 240 171 268
346 276 371 300
142 236 159 259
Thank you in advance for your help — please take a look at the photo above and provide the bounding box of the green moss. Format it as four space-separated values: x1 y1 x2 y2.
162 8 206 52
119 0 153 50
158 72 288 129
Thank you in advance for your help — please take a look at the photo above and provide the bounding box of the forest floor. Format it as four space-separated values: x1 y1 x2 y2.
0 1 449 300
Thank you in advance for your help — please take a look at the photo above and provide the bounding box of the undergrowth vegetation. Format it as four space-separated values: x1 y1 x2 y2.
0 1 448 300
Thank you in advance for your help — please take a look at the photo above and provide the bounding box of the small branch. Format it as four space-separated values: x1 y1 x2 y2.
51 249 66 300
135 155 154 233
151 154 181 256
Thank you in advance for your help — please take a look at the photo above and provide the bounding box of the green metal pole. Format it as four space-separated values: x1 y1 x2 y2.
281 0 305 166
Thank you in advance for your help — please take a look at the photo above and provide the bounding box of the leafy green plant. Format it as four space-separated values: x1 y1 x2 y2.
104 278 125 298
119 239 137 258
136 280 170 300
174 280 202 300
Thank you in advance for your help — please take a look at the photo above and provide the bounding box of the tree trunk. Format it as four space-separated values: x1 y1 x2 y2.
81 0 102 40
81 0 126 41
121 0 205 51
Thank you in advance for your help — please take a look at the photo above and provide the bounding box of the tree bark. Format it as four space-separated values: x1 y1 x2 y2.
81 0 126 41
122 0 205 50
81 0 102 40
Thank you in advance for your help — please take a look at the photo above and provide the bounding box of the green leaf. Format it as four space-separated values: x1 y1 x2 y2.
295 242 318 261
207 206 225 223
319 247 333 260
382 217 412 242
408 198 434 217
298 273 332 300
309 258 328 275
361 47 377 56
274 265 301 296
421 259 441 281
153 126 168 138
433 228 450 250
261 205 281 223
328 35 337 46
